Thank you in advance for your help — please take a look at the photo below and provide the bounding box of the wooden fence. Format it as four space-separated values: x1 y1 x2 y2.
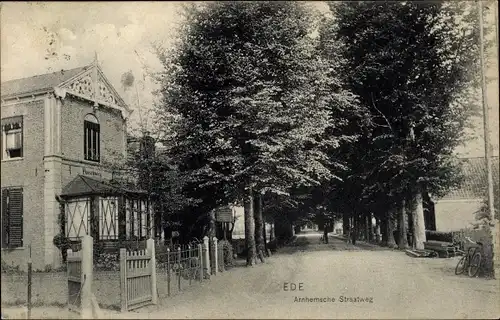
156 242 204 297
64 235 237 315
119 239 157 312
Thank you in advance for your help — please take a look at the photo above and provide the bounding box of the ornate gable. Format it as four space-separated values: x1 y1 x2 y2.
56 63 130 118
60 67 95 99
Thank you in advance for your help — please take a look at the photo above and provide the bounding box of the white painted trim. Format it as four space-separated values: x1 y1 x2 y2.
55 98 62 155
60 88 130 119
1 95 47 107
1 157 24 163
44 96 51 156
44 154 103 168
44 95 58 156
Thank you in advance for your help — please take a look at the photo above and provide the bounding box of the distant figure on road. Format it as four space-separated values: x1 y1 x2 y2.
323 223 329 244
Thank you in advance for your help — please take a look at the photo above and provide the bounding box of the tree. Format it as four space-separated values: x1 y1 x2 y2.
327 1 482 249
156 2 356 265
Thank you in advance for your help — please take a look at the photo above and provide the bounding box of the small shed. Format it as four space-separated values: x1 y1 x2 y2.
57 175 152 244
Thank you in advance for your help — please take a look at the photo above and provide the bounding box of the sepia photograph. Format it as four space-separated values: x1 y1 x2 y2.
0 1 499 319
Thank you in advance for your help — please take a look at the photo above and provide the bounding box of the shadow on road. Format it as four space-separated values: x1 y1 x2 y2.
277 233 393 254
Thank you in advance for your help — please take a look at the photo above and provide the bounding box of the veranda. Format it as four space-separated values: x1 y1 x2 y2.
57 175 154 249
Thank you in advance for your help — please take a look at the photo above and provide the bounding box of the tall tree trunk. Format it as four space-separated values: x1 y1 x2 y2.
227 222 233 242
368 213 374 242
375 217 381 243
385 210 397 248
346 216 352 244
253 191 265 263
269 222 274 241
381 216 388 245
244 186 257 266
412 188 426 250
352 216 357 245
343 213 349 236
209 210 216 240
397 200 409 249
364 214 370 241
324 223 329 244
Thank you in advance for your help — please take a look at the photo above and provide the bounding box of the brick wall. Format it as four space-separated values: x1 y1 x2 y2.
1 271 184 309
60 98 126 164
1 94 128 271
1 272 121 309
1 99 46 270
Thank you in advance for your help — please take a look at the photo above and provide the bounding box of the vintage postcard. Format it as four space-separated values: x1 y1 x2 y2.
1 1 499 319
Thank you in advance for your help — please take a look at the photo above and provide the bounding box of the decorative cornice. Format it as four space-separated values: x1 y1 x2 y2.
1 90 52 106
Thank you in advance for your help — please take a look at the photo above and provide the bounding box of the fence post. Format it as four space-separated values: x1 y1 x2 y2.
213 237 218 276
203 236 210 277
177 247 181 291
166 247 171 296
147 238 157 305
188 245 192 285
220 242 225 273
198 243 203 282
81 235 93 319
119 248 127 312
67 248 73 310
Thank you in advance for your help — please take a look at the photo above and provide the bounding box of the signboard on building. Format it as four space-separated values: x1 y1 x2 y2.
215 206 233 222
82 167 102 177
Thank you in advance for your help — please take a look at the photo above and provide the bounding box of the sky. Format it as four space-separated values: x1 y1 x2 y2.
1 1 183 130
0 1 498 157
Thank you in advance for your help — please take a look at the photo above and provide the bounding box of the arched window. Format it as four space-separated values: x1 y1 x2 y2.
84 114 100 162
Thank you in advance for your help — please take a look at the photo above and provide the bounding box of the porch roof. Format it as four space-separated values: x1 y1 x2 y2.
60 174 148 199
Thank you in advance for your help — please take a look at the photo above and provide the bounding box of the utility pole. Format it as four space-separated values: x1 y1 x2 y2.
477 0 497 277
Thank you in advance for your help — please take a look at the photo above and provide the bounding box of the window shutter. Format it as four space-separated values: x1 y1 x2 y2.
1 189 9 248
8 188 23 248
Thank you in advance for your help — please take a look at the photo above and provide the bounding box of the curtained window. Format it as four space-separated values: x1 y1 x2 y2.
1 116 23 160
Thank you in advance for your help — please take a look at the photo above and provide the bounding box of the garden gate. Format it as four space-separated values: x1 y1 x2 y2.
120 238 157 312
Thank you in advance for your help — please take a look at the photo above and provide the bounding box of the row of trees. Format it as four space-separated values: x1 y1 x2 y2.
119 1 491 265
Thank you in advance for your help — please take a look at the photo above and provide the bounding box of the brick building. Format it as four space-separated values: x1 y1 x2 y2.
1 61 151 270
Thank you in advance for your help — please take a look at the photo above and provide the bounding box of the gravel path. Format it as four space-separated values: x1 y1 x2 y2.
3 233 499 319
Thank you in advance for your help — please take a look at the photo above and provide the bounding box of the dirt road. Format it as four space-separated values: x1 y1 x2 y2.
3 233 499 319
121 233 499 319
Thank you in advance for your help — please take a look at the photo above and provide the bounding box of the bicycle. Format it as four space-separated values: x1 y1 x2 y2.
454 236 483 277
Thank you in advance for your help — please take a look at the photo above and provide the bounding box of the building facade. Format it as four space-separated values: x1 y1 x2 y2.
1 62 147 270
433 156 499 232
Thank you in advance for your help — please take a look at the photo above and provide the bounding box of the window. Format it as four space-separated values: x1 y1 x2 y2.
1 116 23 160
65 198 90 240
1 188 23 248
99 197 118 240
125 198 149 239
84 114 100 162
